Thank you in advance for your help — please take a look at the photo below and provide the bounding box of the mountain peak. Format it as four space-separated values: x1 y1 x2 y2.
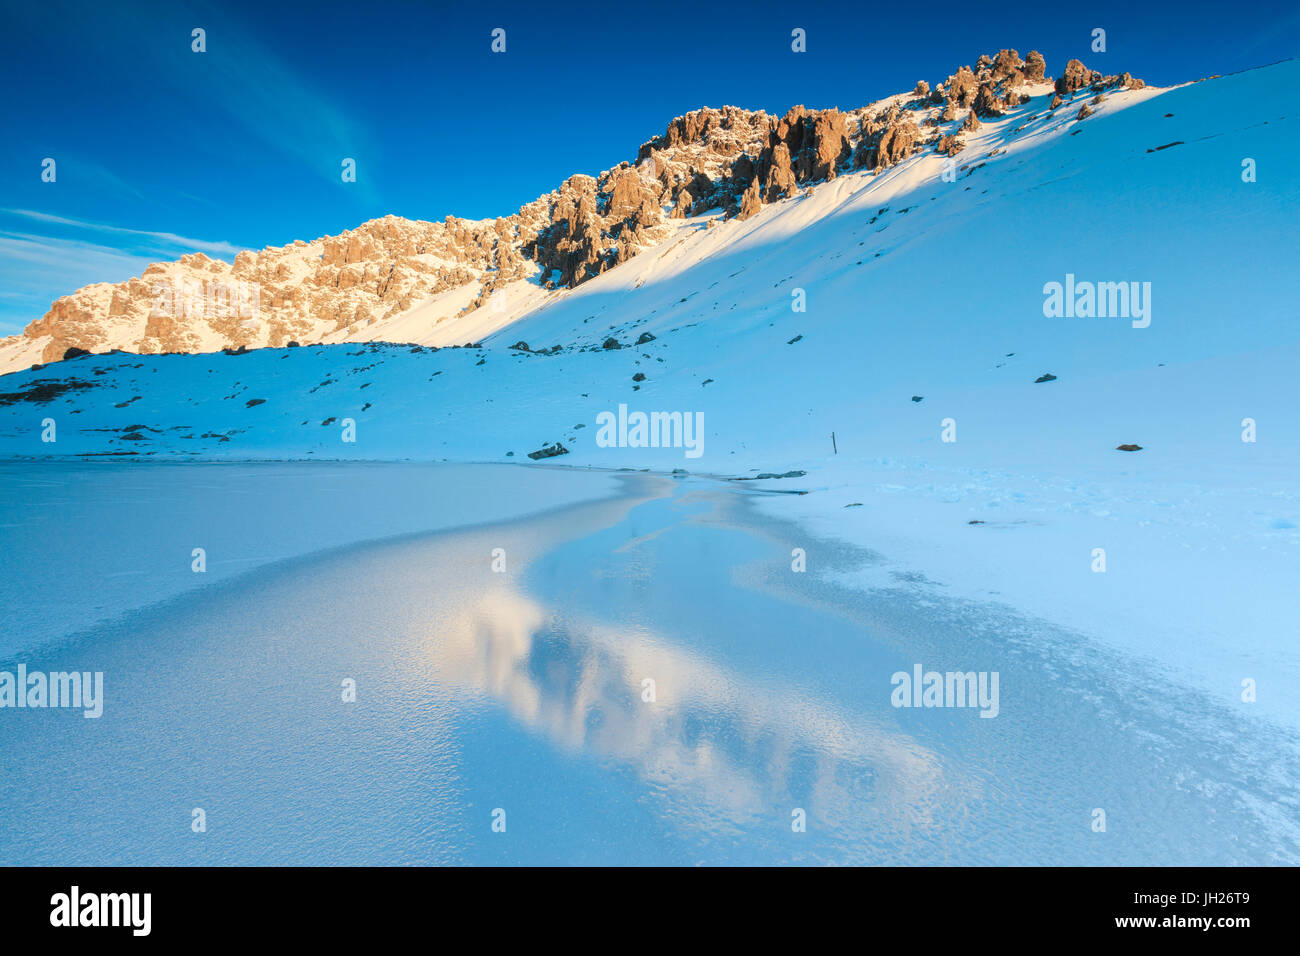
1 50 1142 373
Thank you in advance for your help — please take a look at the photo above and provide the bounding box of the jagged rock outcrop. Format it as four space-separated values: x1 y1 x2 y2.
936 134 964 157
1024 50 1047 82
801 109 853 180
870 121 921 170
762 143 797 200
1093 71 1146 92
737 178 763 220
943 66 980 107
991 49 1023 81
1055 58 1094 95
4 46 1149 368
973 84 1004 118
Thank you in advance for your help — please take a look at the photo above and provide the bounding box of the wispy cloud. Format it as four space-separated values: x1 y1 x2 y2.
0 209 246 335
3 209 244 258
201 37 376 195
0 232 161 276
145 0 380 200
0 232 164 335
6 0 379 202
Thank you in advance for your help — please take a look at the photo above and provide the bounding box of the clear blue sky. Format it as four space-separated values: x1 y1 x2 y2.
1 0 1296 333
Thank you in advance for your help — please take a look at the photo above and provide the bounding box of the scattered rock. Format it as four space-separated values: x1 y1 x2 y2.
1034 373 1057 383
527 442 569 460
1116 443 1143 452
0 378 97 406
245 398 266 407
602 337 620 350
734 470 807 481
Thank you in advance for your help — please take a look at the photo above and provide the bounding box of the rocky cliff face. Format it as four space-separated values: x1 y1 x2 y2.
3 50 1141 369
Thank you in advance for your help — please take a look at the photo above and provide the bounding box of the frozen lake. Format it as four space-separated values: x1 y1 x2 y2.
1 463 1297 864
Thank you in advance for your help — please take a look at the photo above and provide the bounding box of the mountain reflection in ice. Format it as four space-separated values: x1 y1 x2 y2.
2 466 1296 865
433 587 952 838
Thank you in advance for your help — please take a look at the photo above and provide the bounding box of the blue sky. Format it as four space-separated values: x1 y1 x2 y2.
1 0 1297 334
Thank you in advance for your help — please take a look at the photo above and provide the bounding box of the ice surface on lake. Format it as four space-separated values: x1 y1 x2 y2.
0 461 618 659
2 464 1296 865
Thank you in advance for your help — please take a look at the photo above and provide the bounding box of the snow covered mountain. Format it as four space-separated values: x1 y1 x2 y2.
1 50 1146 373
2 51 1298 728
5 52 1294 464
5 50 1295 457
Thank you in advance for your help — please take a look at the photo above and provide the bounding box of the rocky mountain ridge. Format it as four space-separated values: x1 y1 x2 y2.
2 51 1142 370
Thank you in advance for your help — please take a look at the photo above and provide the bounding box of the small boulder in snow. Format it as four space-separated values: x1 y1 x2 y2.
527 443 569 460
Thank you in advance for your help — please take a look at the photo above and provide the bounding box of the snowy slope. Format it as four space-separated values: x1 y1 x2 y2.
2 60 1298 725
